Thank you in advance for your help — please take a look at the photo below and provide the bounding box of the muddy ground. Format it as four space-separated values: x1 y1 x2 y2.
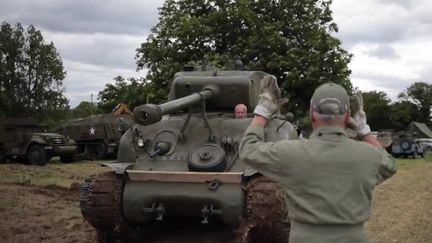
0 158 431 243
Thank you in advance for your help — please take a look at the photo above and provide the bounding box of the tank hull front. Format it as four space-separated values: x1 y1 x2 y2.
122 170 244 226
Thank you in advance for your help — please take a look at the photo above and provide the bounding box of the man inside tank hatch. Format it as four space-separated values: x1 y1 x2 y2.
234 103 248 118
239 78 397 243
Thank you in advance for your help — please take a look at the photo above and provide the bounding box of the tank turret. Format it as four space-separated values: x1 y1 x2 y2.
134 88 216 126
134 69 269 125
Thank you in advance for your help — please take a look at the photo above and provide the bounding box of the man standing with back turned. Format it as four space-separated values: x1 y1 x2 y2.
239 79 397 243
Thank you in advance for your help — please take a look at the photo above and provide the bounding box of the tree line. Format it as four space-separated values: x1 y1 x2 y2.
1 0 431 130
0 22 69 127
361 86 431 131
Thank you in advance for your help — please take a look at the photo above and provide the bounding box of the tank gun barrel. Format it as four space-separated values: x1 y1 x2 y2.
134 88 216 126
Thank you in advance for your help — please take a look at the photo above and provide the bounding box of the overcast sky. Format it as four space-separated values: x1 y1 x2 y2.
1 0 431 107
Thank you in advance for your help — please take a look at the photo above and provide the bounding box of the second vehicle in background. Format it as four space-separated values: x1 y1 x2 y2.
0 117 77 165
391 133 425 159
415 138 432 151
58 104 134 160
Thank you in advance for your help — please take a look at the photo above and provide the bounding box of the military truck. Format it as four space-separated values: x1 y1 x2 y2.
0 117 77 165
391 132 425 159
80 67 299 242
59 113 133 160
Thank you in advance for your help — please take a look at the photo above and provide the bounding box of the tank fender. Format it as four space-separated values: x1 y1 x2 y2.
116 128 136 163
102 162 134 174
244 167 259 177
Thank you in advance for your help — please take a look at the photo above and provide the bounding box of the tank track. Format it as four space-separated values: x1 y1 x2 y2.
80 172 135 242
237 176 290 243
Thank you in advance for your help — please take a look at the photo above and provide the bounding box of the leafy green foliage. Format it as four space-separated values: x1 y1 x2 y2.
136 0 352 115
399 82 432 125
388 101 420 131
97 76 155 113
71 101 100 118
0 21 68 120
361 91 392 131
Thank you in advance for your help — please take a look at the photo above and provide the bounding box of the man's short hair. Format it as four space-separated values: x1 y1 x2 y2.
235 103 247 118
235 104 247 112
310 83 350 119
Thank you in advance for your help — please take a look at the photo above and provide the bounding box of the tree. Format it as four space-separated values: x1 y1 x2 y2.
136 0 352 115
71 101 99 118
399 82 432 124
361 91 391 131
97 76 155 113
0 21 68 120
388 101 421 131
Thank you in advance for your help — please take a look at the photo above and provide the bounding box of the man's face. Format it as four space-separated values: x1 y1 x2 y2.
235 107 247 118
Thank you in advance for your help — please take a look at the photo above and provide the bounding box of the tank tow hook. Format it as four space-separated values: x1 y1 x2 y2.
201 205 222 224
142 203 165 221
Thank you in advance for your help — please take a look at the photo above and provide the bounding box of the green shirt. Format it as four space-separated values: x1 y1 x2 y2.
240 124 397 225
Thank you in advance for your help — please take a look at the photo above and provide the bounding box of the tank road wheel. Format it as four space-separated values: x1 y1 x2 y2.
80 172 137 243
27 145 48 166
237 176 290 243
87 143 107 160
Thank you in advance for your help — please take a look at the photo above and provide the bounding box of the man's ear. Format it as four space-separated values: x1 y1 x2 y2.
344 111 350 125
309 108 315 122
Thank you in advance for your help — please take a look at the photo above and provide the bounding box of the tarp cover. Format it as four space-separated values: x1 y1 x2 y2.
407 121 432 138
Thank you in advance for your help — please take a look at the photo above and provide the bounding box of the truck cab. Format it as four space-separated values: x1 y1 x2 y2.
0 117 77 165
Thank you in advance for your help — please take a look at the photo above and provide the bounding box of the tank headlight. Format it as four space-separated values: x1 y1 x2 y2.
137 138 144 147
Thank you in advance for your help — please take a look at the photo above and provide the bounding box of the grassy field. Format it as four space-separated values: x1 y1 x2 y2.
0 155 431 243
0 153 430 189
366 153 432 243
396 152 432 169
0 159 109 188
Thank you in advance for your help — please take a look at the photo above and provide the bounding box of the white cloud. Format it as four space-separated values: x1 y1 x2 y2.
0 0 163 34
0 0 163 108
43 30 147 68
332 0 432 101
365 44 399 60
63 60 145 107
1 0 431 107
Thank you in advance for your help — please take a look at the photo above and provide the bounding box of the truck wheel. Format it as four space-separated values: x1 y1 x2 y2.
400 140 411 151
60 154 75 163
94 143 107 160
27 145 48 166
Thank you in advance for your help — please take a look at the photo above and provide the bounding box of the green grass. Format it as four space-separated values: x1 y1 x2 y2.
0 159 110 188
395 150 432 170
0 152 430 188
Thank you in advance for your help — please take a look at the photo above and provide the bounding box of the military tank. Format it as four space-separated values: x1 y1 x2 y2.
80 67 299 242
